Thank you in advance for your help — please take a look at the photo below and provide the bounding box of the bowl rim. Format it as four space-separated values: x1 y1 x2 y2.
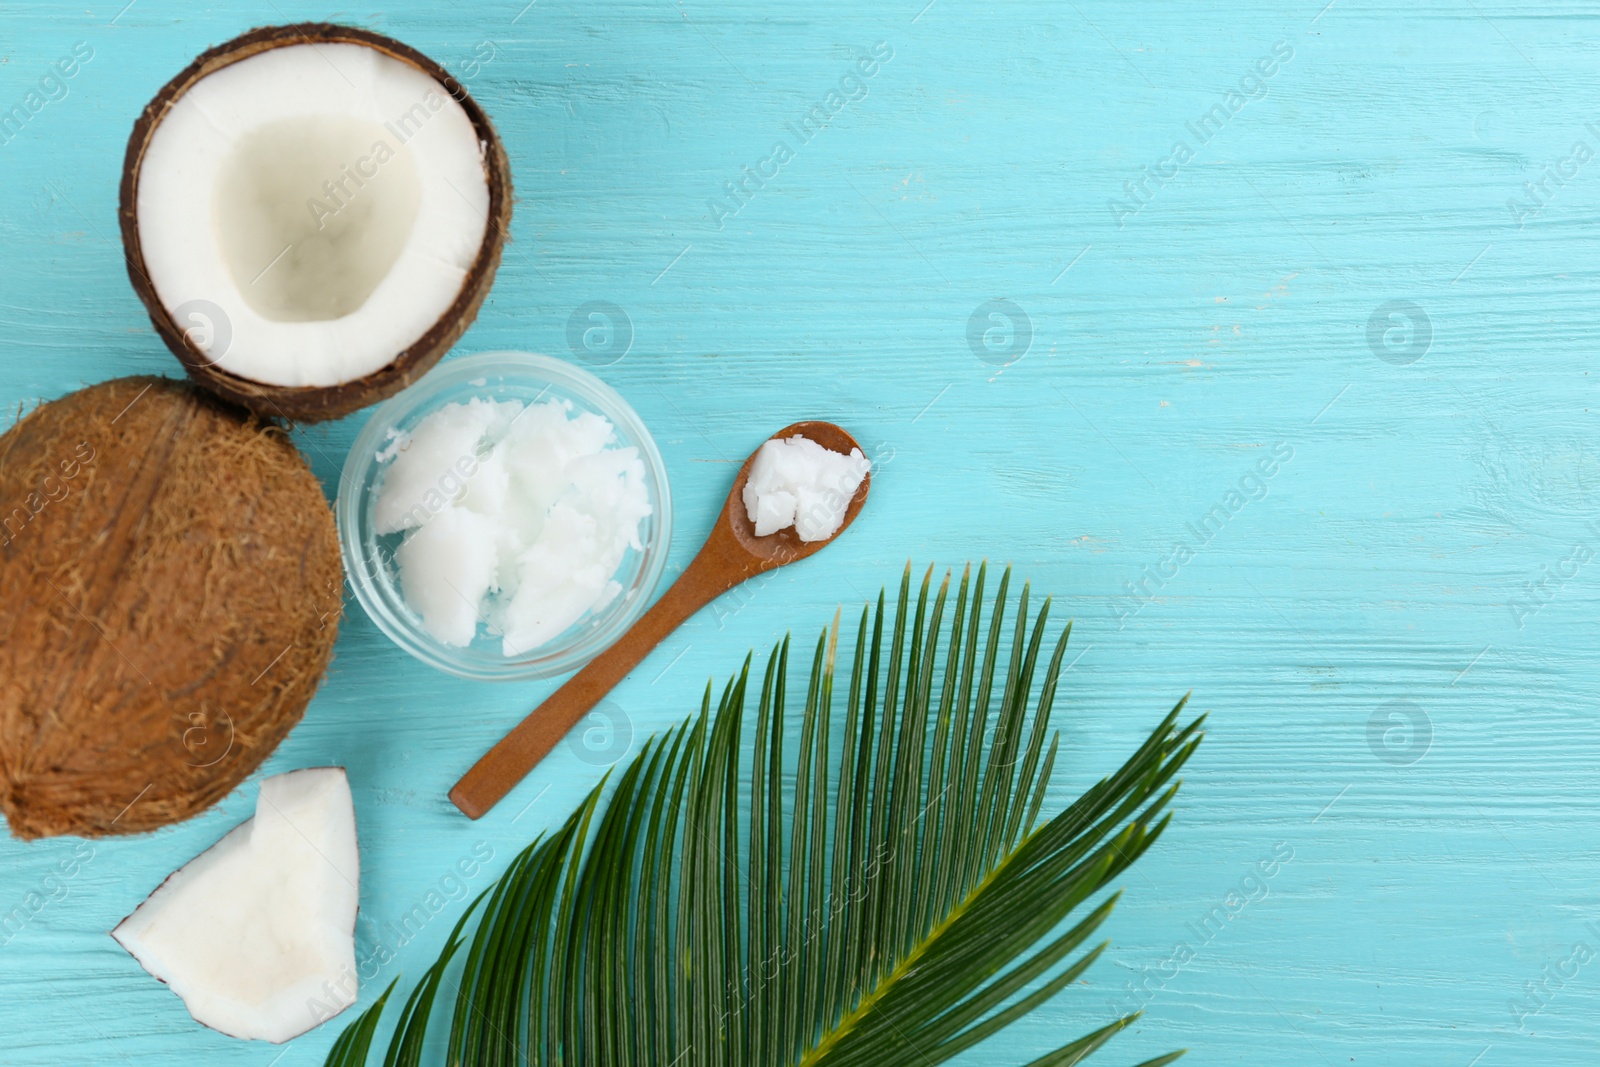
336 350 673 681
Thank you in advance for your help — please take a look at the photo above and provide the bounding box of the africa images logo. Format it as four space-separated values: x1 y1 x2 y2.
0 42 94 148
1108 41 1292 228
707 42 894 229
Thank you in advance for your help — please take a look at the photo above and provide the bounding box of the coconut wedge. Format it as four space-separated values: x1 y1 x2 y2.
113 768 360 1043
119 24 512 421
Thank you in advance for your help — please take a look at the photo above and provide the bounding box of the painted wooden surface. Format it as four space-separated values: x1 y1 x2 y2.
2 0 1598 1063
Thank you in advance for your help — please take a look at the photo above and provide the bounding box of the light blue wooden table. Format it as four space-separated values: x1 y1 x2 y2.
4 0 1597 1063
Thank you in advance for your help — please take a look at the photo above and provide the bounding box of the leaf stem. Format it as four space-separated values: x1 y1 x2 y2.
794 816 1041 1067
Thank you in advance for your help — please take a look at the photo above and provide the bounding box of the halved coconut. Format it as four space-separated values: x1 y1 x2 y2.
112 768 360 1043
119 24 512 422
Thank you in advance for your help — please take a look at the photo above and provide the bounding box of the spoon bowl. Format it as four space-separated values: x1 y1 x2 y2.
722 420 870 564
450 421 870 819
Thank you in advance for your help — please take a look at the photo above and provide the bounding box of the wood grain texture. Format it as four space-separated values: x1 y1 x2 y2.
2 0 1598 1064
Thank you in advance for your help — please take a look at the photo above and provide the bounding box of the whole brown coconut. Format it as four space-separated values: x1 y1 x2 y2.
0 377 342 839
118 23 513 422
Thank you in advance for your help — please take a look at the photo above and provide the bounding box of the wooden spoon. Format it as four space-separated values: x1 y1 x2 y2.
449 420 871 819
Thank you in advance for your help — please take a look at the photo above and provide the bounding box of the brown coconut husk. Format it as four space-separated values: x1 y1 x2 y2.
0 377 342 839
118 23 514 423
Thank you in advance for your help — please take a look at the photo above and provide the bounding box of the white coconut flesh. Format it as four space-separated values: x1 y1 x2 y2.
136 43 489 388
111 768 360 1043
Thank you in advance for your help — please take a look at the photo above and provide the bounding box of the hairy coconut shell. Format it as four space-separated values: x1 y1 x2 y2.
118 23 513 423
0 377 342 839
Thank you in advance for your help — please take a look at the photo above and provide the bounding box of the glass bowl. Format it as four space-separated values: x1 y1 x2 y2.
336 351 672 681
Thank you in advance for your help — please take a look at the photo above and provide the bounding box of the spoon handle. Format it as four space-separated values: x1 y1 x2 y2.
449 540 753 819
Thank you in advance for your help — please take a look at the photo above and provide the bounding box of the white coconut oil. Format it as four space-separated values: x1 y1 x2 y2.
742 435 869 542
374 397 651 654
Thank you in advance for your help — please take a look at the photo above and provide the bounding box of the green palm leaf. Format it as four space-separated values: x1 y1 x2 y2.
326 562 1203 1067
